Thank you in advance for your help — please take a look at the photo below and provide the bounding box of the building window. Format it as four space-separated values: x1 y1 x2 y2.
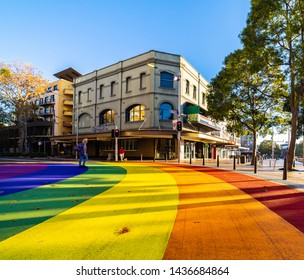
111 81 115 96
140 72 146 89
53 85 58 91
78 91 82 104
79 113 91 128
160 72 174 88
50 95 55 102
47 87 52 92
186 80 190 94
35 99 39 105
193 85 197 99
39 98 43 105
45 96 49 103
202 92 206 105
101 140 115 151
160 102 173 120
99 85 104 99
87 88 91 101
126 77 131 93
120 139 138 151
126 104 145 122
99 109 115 124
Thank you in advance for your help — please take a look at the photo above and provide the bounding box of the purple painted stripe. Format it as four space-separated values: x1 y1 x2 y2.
0 164 48 180
0 164 87 196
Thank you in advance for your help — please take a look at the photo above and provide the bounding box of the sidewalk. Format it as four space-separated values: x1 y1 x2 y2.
1 156 303 190
196 158 304 190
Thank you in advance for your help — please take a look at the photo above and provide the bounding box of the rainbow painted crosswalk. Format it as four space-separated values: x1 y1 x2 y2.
1 162 304 260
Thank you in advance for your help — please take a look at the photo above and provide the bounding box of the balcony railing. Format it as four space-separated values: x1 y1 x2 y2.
63 99 73 105
63 110 73 116
63 121 73 127
63 88 73 95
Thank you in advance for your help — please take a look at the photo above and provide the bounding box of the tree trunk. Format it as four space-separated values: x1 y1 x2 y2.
251 130 257 165
288 97 298 170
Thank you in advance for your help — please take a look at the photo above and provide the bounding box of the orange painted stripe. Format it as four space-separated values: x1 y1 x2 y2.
157 164 304 260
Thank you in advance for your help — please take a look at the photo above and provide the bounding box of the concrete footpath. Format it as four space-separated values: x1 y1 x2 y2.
1 156 303 189
190 158 304 191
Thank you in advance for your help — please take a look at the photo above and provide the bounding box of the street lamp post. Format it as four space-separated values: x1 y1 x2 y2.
175 74 181 164
148 63 182 163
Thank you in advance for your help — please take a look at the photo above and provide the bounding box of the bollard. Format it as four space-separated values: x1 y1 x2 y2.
165 153 168 163
233 155 236 170
283 157 287 180
190 154 192 164
141 154 143 162
273 159 276 170
202 155 205 166
217 155 219 167
254 156 257 173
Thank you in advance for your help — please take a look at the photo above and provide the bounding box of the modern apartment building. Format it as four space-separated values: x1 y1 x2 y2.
28 68 81 155
53 50 239 161
0 68 80 155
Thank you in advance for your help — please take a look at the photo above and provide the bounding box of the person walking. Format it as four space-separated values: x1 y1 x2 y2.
119 146 125 162
79 138 88 167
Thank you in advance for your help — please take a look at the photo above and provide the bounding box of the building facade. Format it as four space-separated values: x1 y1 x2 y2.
0 68 80 156
52 50 239 161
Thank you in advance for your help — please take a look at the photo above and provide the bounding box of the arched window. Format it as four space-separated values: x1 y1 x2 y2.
99 109 115 124
160 72 174 88
126 104 145 122
160 102 173 120
78 113 91 128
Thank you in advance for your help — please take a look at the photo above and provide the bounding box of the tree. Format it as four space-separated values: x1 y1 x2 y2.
241 0 304 170
296 140 303 157
258 139 281 158
207 48 287 164
0 61 48 153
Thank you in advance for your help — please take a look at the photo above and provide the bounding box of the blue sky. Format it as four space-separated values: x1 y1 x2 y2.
0 0 251 82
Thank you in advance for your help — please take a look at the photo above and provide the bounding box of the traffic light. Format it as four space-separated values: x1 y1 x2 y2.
114 129 120 137
176 121 182 132
111 129 120 138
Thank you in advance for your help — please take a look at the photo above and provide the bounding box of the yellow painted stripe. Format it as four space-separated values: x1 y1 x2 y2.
0 163 178 260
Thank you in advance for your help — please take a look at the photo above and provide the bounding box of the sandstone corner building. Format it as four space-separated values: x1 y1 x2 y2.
53 50 240 161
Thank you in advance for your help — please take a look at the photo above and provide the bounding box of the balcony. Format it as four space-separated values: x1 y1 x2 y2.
39 111 54 117
39 101 55 106
63 88 73 95
63 121 73 127
63 99 73 106
63 110 73 116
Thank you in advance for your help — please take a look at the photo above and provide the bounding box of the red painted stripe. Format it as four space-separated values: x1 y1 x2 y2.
189 166 304 233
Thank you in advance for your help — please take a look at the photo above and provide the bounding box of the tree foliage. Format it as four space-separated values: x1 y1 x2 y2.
240 0 304 169
0 61 48 153
207 48 288 164
258 139 281 158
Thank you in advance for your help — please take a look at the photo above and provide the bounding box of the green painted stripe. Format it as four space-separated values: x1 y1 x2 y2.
0 164 126 242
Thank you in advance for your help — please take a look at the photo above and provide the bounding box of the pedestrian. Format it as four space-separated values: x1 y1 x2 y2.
119 146 125 161
79 138 88 167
